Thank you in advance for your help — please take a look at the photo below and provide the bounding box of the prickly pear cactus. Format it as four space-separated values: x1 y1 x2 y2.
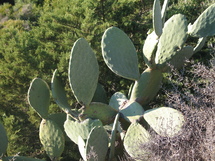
0 123 8 156
39 119 65 161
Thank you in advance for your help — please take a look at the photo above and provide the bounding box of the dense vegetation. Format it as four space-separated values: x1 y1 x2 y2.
0 0 214 160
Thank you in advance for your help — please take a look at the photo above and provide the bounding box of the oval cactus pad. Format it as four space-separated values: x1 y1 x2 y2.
144 107 185 137
155 14 188 68
69 38 99 106
27 78 50 119
102 27 140 80
39 119 65 160
51 70 71 113
188 3 215 37
124 122 150 159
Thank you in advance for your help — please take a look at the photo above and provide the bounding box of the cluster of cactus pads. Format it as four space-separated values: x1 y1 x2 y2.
24 0 215 160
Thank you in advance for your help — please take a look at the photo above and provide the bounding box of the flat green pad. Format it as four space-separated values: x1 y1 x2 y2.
2 156 45 161
153 0 162 36
0 123 8 156
109 92 128 110
130 68 163 106
188 4 215 37
81 102 118 125
109 113 120 160
143 31 158 68
120 101 144 123
102 27 140 80
91 83 108 104
48 113 70 142
51 69 71 113
144 107 184 137
28 78 50 119
64 117 103 145
69 38 99 106
85 126 109 161
194 37 207 54
39 119 65 160
162 46 194 72
155 14 188 68
124 122 150 159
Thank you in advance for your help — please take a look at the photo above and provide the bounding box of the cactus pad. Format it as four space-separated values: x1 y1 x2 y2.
85 126 109 161
153 0 162 36
109 92 128 110
27 78 50 119
144 107 184 137
39 119 65 160
163 46 194 72
194 37 207 54
64 116 103 145
155 14 188 69
0 123 8 156
188 4 215 37
51 69 71 113
91 83 108 104
120 101 144 123
69 38 99 106
124 122 150 160
143 31 158 68
101 26 140 80
80 102 118 125
109 113 120 160
130 68 163 106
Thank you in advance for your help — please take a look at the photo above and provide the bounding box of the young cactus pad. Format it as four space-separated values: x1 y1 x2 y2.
69 38 99 106
143 107 185 137
124 122 150 160
78 126 109 161
39 119 65 160
64 116 103 145
101 26 140 80
188 3 215 37
0 123 8 156
130 68 163 106
27 78 50 119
